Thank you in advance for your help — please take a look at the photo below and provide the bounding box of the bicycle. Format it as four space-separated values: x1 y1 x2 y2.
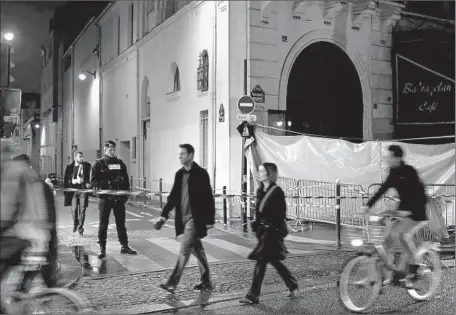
338 210 442 313
1 245 90 314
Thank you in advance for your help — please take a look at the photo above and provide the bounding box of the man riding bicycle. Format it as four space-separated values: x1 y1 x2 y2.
363 144 428 288
0 139 57 289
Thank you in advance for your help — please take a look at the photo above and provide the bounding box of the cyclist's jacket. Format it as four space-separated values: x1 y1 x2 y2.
0 159 52 254
367 162 428 221
90 155 130 203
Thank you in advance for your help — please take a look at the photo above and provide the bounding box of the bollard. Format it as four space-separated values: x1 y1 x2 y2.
336 179 342 248
143 177 147 204
130 176 134 202
159 178 163 208
223 186 227 225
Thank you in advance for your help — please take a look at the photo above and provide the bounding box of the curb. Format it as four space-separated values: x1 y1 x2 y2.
98 276 339 314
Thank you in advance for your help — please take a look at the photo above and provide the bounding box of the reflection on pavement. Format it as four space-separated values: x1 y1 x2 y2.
71 245 107 276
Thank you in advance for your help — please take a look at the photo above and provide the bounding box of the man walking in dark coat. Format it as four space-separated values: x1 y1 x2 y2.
155 144 215 293
63 150 91 235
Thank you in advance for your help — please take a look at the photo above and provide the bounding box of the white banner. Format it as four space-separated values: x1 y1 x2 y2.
245 131 455 190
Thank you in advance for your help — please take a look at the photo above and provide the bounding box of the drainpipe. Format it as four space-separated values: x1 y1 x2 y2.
136 47 141 178
71 48 75 149
212 1 217 190
95 22 103 157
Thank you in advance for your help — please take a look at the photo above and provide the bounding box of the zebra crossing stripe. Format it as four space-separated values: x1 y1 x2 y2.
105 240 162 271
203 238 252 258
126 211 143 218
285 234 337 246
146 237 219 264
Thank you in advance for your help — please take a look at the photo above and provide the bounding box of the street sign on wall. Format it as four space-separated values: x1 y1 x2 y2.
237 95 256 115
236 113 257 122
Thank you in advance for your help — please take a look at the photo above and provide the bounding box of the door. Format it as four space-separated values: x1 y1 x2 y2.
119 141 131 171
143 120 151 188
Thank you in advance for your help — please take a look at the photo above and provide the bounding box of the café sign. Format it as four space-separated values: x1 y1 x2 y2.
396 54 455 124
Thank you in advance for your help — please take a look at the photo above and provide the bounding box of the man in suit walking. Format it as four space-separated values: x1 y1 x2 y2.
155 144 215 293
64 150 91 235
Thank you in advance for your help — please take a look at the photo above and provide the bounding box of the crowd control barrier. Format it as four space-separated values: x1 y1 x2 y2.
50 175 454 249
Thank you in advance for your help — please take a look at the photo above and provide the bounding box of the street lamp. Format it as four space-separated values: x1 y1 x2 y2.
78 70 96 81
3 32 14 41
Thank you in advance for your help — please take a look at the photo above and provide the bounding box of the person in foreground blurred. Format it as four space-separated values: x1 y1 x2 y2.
155 144 215 293
363 144 428 288
0 140 57 288
240 162 298 304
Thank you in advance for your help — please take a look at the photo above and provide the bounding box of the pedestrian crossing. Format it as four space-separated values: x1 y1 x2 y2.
56 206 331 276
58 230 317 276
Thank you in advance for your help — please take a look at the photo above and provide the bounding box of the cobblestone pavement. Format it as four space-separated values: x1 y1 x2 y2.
173 268 456 315
73 251 354 312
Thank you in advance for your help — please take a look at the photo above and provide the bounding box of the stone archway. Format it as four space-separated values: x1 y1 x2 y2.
278 30 372 141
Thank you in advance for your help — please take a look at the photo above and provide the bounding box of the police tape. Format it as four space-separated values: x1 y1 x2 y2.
53 187 454 203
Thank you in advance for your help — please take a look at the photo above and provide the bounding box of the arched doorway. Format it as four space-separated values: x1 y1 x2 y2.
286 41 364 141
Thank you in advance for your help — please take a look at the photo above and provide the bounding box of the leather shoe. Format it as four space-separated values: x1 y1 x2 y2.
159 283 175 294
98 247 106 259
193 282 213 292
120 246 137 255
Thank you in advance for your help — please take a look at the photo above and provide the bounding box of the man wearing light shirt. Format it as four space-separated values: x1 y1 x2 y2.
155 144 215 294
63 150 92 235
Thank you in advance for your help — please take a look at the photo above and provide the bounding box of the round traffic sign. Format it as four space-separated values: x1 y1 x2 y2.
237 95 256 114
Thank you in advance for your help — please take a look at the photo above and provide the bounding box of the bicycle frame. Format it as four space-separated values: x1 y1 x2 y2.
359 215 440 277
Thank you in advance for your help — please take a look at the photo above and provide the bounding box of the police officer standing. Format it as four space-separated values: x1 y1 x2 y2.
90 140 137 258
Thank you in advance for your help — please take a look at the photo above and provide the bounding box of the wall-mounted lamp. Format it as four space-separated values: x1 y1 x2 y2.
287 121 292 127
34 123 40 129
78 70 96 81
276 121 283 127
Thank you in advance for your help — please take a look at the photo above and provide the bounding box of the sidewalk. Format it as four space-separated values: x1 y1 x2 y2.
73 251 354 313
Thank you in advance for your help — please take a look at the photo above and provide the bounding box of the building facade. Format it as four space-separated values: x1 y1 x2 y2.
59 1 453 215
39 2 108 177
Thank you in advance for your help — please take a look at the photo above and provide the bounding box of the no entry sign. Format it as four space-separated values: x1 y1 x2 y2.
237 95 256 115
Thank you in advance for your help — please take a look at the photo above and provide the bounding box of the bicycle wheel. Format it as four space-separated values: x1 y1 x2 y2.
21 288 89 314
407 248 442 301
338 255 383 313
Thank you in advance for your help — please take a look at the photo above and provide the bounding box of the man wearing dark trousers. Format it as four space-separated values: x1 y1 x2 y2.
155 144 215 293
63 150 92 235
90 140 137 258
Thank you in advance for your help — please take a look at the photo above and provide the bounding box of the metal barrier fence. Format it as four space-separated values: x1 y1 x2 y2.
367 183 455 240
47 173 454 247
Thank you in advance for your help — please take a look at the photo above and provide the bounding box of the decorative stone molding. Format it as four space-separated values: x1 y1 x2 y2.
379 2 402 44
323 1 343 25
292 1 313 15
350 0 377 30
261 1 274 21
292 1 321 22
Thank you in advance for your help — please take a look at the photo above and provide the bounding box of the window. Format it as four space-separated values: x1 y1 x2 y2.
170 63 180 93
200 110 209 169
147 0 155 14
132 136 137 162
129 3 134 46
40 46 47 67
197 50 209 92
